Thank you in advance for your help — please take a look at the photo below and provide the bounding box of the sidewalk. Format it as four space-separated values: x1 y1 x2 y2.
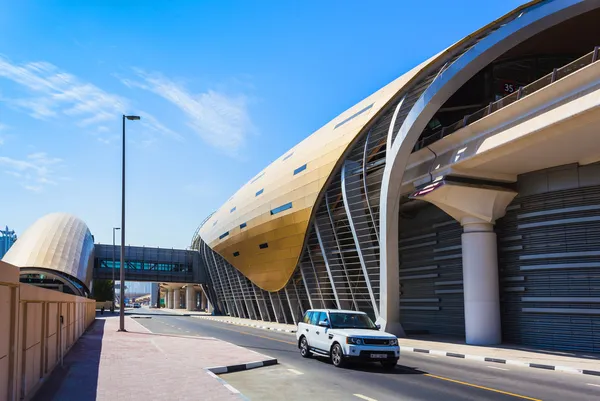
193 315 600 377
33 315 276 401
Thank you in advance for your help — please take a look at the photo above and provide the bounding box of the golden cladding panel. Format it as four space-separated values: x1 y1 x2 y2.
200 49 444 291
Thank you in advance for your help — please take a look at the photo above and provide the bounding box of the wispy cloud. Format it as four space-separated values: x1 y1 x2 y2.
123 70 255 155
0 56 176 144
0 152 65 192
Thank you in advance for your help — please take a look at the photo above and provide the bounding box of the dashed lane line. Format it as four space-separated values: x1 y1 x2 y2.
424 373 541 400
287 369 304 375
353 394 378 401
487 366 509 371
587 383 600 387
199 320 297 346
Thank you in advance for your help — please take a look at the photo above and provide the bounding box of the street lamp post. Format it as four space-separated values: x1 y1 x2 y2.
119 114 141 332
112 227 120 312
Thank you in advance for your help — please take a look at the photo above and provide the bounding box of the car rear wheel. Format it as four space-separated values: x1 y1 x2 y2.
300 337 312 358
381 360 397 370
331 343 346 368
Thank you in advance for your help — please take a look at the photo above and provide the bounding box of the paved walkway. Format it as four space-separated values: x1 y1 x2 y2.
190 314 600 376
33 316 276 401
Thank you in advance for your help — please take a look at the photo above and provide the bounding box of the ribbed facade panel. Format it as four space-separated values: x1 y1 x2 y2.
497 185 600 352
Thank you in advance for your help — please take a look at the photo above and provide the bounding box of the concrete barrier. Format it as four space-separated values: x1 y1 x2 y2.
0 261 96 401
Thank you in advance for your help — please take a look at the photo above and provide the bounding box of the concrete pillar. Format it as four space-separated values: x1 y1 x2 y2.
167 289 173 309
200 289 207 310
409 180 517 345
173 288 182 309
186 286 196 311
461 217 501 345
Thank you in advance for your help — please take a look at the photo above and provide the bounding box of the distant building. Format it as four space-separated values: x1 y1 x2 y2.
0 226 17 259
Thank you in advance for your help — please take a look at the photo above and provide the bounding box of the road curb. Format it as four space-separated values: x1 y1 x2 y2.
400 346 600 377
195 316 297 334
205 358 278 374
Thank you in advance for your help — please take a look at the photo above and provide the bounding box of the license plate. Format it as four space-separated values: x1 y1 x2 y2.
371 354 388 359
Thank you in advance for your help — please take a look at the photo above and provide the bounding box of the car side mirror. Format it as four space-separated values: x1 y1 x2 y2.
318 320 329 328
375 323 381 330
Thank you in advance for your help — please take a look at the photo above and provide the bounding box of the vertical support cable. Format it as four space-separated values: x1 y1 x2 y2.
250 284 266 321
306 248 326 308
362 130 380 243
325 192 358 310
211 252 241 318
298 264 314 309
314 221 342 309
341 161 380 316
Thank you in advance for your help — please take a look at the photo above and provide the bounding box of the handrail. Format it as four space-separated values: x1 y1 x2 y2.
415 46 600 151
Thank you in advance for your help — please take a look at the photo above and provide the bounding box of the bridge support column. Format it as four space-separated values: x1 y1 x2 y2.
167 289 173 309
174 288 182 309
186 285 196 311
409 181 517 345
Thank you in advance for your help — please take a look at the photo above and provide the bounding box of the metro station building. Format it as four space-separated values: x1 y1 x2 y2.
193 0 600 352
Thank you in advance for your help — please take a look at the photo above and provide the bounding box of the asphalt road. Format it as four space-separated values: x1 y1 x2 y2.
127 308 600 401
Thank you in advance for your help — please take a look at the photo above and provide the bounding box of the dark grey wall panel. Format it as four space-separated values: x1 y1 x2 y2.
398 205 465 337
497 183 600 352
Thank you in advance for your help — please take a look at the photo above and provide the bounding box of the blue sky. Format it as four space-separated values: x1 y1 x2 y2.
0 0 524 249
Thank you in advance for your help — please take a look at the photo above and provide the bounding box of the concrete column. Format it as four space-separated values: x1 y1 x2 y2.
186 285 196 311
173 288 182 309
167 289 173 309
461 217 501 345
200 290 206 310
409 181 517 345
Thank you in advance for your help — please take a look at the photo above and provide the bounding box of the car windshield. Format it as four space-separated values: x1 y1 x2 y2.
329 312 377 329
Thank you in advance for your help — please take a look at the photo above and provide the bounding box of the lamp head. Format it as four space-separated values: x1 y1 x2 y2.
125 115 141 121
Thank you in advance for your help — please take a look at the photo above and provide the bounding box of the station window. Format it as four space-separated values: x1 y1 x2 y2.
283 152 294 161
256 188 264 197
233 251 240 257
219 231 229 240
259 242 268 249
293 164 307 175
212 220 218 227
240 222 247 229
270 202 293 215
230 207 236 213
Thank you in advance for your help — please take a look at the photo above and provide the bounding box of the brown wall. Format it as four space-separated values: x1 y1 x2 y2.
0 261 96 401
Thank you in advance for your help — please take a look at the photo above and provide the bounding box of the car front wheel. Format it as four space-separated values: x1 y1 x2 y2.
300 337 312 358
331 343 346 368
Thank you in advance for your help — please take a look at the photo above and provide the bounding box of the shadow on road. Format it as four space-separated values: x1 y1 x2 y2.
32 319 106 401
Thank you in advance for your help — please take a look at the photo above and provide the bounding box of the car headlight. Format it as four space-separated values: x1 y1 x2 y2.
389 338 398 346
346 337 363 345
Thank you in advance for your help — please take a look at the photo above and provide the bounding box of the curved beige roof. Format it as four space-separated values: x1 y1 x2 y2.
199 53 442 291
2 212 95 289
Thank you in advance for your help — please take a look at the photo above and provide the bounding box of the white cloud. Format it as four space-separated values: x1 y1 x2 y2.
125 70 254 155
0 56 176 144
0 152 65 192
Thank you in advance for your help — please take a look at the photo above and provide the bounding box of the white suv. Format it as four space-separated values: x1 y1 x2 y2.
296 309 400 369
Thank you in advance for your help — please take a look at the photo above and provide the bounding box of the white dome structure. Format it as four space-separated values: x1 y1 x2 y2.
2 212 95 294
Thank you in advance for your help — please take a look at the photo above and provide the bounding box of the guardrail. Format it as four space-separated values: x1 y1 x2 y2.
415 46 600 151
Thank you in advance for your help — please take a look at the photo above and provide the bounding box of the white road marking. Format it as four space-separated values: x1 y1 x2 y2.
428 355 437 358
587 383 600 388
287 369 304 375
354 394 377 401
224 384 240 394
486 366 509 371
